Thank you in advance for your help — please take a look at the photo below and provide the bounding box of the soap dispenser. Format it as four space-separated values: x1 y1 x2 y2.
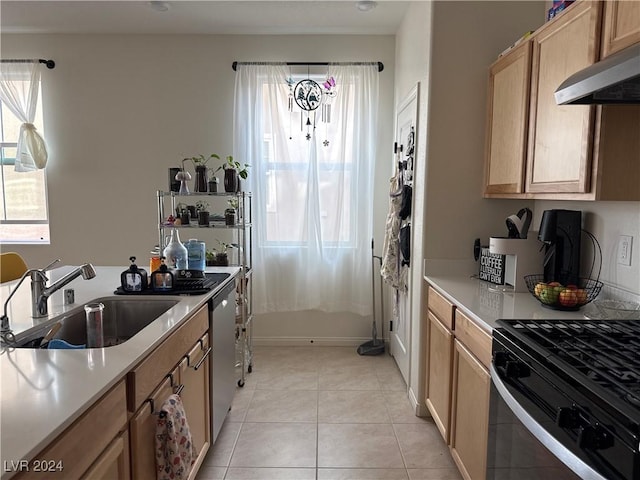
151 257 174 292
121 256 148 292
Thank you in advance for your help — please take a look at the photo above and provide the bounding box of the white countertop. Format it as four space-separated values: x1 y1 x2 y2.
424 274 590 333
0 265 239 477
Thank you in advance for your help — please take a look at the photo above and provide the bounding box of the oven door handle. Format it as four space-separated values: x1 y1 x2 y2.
490 364 607 480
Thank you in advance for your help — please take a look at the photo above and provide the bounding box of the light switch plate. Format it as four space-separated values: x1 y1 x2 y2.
618 235 633 266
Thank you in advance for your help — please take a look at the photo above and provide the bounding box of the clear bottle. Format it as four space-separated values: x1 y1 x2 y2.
163 228 188 269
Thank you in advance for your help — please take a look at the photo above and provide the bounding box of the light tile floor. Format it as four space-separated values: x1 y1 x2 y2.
196 346 462 480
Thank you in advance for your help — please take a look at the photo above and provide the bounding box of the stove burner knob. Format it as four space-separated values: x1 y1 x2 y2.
505 360 531 379
493 351 509 368
556 407 580 429
577 425 614 450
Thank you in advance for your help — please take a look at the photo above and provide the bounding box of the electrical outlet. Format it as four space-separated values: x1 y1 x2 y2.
618 235 633 266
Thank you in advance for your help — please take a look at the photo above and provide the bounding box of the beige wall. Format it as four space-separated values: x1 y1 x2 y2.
1 32 396 343
2 34 394 262
395 0 547 412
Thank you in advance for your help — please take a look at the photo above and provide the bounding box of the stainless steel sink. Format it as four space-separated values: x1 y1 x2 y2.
16 297 179 348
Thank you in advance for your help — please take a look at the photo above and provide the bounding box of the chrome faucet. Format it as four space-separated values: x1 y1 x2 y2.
32 262 96 318
1 260 96 339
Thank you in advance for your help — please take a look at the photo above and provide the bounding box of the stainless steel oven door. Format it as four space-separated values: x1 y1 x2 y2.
487 365 607 480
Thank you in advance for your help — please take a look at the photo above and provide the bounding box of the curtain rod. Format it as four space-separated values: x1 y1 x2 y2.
232 61 383 72
0 59 56 69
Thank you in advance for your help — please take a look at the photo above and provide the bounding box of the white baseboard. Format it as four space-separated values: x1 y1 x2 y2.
252 336 372 347
408 386 430 417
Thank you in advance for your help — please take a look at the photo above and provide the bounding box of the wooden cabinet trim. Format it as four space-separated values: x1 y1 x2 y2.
484 40 532 195
450 339 490 480
526 0 602 195
602 0 640 57
81 431 130 480
129 372 176 480
128 305 208 411
427 286 455 330
425 311 454 443
15 381 127 480
454 310 492 369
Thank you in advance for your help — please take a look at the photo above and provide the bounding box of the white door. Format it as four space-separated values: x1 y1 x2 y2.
389 85 419 384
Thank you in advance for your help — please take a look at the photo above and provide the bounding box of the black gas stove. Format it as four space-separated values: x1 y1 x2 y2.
489 319 640 480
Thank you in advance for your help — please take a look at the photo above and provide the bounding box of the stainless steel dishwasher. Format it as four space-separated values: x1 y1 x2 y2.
209 279 236 442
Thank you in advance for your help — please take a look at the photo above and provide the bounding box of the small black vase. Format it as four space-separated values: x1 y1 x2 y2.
224 169 238 193
195 165 208 193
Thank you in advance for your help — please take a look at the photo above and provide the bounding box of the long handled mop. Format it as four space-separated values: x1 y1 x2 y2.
357 239 385 356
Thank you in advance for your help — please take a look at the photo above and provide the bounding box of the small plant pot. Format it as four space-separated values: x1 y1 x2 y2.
180 211 190 225
188 205 197 219
224 169 238 193
198 211 210 226
208 180 218 193
207 253 228 266
195 165 208 192
225 208 236 226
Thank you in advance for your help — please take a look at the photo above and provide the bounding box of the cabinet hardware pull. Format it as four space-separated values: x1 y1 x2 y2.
191 346 212 371
174 383 185 396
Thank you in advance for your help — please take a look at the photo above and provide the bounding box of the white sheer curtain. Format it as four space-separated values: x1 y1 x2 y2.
0 61 48 171
234 63 379 315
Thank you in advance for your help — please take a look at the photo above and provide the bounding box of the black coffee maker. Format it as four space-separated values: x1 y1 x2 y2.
538 209 582 285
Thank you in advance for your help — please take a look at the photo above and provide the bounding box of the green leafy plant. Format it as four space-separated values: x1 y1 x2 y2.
195 200 209 212
183 153 220 168
214 155 250 179
227 197 239 210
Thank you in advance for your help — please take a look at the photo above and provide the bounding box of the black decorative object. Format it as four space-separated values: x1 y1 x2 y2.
224 169 238 192
294 79 323 111
121 256 148 292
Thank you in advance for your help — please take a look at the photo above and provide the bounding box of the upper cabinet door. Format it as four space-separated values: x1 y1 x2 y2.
602 0 640 57
484 41 532 196
526 1 602 194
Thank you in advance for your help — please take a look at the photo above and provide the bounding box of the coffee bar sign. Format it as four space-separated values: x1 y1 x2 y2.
479 247 505 285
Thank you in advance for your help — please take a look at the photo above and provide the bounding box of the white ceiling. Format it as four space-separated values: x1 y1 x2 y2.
0 1 412 35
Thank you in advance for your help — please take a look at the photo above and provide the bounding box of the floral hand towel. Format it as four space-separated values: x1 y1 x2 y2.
155 393 197 480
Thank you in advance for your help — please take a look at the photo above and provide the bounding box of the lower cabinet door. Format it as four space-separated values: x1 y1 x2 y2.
450 339 490 480
129 373 175 480
425 311 454 443
179 333 211 467
81 431 130 480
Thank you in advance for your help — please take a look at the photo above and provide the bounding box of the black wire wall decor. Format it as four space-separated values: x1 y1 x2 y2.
287 69 338 143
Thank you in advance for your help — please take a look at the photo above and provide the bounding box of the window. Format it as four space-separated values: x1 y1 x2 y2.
234 63 378 314
0 87 50 244
260 76 355 247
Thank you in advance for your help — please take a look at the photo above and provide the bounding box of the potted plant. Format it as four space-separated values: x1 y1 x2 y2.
212 156 250 192
208 171 220 193
206 240 234 266
225 197 239 225
183 153 220 192
195 200 210 226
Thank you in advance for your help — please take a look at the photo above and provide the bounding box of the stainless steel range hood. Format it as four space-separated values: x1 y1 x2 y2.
555 43 640 105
